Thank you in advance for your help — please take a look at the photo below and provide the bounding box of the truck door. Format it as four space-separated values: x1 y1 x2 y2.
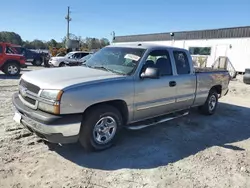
172 50 196 109
69 53 81 63
25 49 34 61
134 49 177 121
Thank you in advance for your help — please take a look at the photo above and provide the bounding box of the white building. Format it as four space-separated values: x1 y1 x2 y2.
113 26 250 74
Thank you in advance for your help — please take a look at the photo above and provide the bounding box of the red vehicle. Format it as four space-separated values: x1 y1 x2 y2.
0 42 27 76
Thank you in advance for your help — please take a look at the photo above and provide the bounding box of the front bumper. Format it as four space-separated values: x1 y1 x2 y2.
65 62 81 67
12 93 82 144
48 62 55 67
48 61 58 67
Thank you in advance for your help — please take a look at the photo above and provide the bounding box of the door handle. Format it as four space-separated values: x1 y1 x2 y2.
169 81 176 87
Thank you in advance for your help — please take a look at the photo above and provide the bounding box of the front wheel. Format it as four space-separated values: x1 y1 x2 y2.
79 105 123 152
59 62 66 67
199 89 218 115
4 62 21 76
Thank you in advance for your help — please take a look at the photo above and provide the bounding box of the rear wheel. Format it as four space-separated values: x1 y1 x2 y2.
199 89 218 115
243 69 250 84
4 62 21 76
32 58 43 66
79 105 123 152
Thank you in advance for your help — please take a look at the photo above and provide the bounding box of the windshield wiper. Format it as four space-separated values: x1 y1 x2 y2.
91 66 125 75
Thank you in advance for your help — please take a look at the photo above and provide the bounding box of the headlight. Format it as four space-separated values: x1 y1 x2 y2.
40 90 62 100
38 90 63 114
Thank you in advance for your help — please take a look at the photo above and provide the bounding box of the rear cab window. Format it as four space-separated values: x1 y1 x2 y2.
173 51 191 74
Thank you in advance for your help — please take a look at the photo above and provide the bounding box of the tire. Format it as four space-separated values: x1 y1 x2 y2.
32 58 43 66
1 69 6 74
59 62 66 67
3 62 21 76
79 104 123 152
243 68 250 84
199 89 218 115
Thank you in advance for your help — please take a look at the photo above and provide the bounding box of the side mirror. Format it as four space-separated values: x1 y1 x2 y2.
140 67 160 79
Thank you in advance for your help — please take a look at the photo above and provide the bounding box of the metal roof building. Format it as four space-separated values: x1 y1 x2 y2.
114 26 250 43
113 26 250 73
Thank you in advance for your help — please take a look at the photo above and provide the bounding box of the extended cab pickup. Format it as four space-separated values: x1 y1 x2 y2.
0 42 27 76
12 44 230 151
11 45 45 66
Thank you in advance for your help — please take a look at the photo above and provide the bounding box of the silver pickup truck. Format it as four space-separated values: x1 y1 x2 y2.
12 43 230 151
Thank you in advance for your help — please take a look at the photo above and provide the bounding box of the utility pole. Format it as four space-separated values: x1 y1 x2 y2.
65 6 72 39
111 31 115 44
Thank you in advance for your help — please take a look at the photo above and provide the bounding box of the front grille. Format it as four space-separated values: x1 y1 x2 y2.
20 79 40 94
23 96 36 105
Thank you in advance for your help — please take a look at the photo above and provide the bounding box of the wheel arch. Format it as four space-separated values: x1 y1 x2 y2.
34 56 43 61
210 85 222 95
59 62 65 67
2 59 21 68
82 99 129 125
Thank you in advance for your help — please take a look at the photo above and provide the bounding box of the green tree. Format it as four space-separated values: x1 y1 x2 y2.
23 40 34 48
0 31 23 45
29 39 47 49
100 38 110 48
0 30 110 50
47 39 58 48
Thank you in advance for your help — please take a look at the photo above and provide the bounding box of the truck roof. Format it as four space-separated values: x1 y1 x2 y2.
109 43 187 51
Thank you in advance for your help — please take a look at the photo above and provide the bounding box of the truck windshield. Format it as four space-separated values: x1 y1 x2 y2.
65 52 74 58
84 47 146 75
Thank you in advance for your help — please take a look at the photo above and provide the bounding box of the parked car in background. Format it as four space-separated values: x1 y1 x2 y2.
56 52 67 57
11 45 45 66
65 53 93 66
0 42 27 75
12 44 230 151
48 51 91 67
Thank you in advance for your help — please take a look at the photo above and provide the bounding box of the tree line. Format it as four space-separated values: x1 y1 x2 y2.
0 31 110 50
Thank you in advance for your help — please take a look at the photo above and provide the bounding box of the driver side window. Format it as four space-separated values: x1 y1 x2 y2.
71 53 79 59
144 50 172 76
6 46 12 54
0 46 2 54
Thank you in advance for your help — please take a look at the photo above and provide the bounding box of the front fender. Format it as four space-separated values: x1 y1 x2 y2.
59 77 135 121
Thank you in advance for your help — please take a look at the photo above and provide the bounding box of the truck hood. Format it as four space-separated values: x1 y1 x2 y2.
21 67 125 90
7 53 24 57
50 56 65 61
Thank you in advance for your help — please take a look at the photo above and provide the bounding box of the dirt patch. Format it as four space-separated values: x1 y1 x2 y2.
1 69 250 188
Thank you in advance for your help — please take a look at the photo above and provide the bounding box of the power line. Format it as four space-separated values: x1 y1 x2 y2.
65 6 72 39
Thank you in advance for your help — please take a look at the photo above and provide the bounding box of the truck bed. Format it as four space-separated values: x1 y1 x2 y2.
193 68 229 107
195 67 227 73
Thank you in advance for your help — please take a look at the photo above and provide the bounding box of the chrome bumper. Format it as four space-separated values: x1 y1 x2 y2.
12 93 82 143
17 111 81 137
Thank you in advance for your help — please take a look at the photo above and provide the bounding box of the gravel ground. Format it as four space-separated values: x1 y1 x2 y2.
0 66 250 188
